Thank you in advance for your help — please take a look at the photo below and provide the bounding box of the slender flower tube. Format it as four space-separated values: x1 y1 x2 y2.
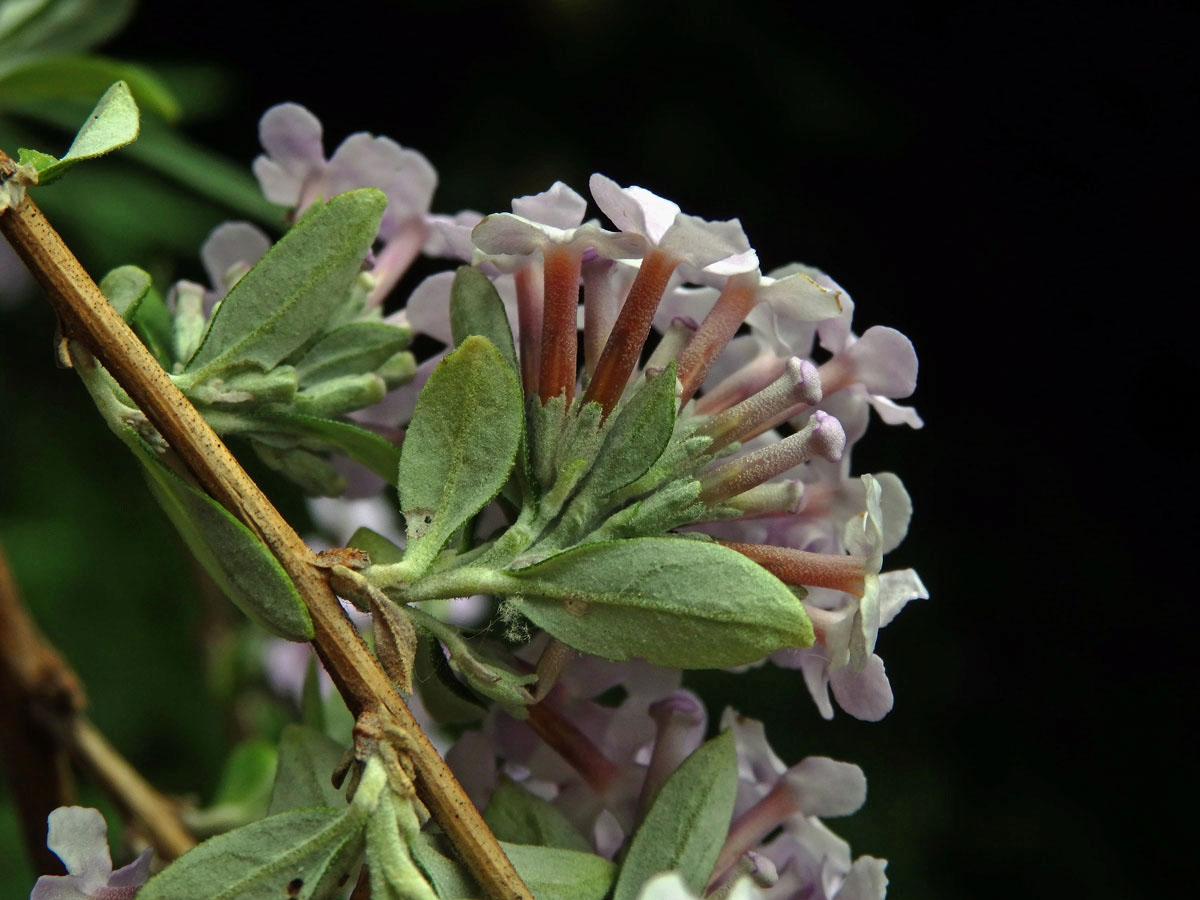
699 411 847 505
582 174 757 415
696 357 823 452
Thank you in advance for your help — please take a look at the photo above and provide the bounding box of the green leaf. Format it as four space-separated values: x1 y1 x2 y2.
410 834 616 900
212 738 278 809
502 538 812 668
347 526 406 566
293 322 412 387
138 807 364 900
98 263 151 318
10 100 284 224
449 266 518 375
397 336 523 576
409 834 477 900
185 738 279 837
0 0 135 76
0 54 178 119
612 731 737 900
183 189 385 379
484 777 591 852
240 412 402 484
128 284 173 368
31 79 139 184
504 843 616 900
15 146 54 168
411 635 487 727
268 724 349 815
585 362 677 497
367 794 438 900
127 433 313 641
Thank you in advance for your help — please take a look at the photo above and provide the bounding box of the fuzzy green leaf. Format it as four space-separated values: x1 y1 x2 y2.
183 189 385 378
410 834 615 900
397 336 523 575
585 363 677 497
98 263 151 318
268 725 349 815
293 322 412 387
612 731 737 900
504 843 616 900
502 538 812 668
137 807 364 900
449 266 518 374
31 79 139 184
128 434 313 641
484 778 592 852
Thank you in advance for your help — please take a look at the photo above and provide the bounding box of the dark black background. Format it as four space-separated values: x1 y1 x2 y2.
7 1 1193 897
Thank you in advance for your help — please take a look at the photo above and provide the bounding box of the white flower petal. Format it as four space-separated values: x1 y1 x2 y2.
257 102 324 176
782 757 867 818
404 271 457 344
200 222 270 294
829 654 894 722
45 806 113 889
835 856 889 900
251 156 303 206
844 326 918 398
512 181 587 229
876 569 928 628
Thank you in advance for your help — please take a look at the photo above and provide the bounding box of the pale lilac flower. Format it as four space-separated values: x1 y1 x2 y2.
423 210 485 261
447 638 693 856
472 181 644 263
775 568 927 722
31 807 151 900
252 102 438 304
588 175 757 273
714 711 887 900
199 221 271 311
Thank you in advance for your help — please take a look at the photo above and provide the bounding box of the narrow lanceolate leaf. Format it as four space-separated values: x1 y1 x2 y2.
268 725 348 815
582 362 677 498
484 778 592 852
137 807 364 900
613 731 737 900
128 433 313 641
397 336 523 575
501 538 812 668
29 79 139 184
98 263 151 318
293 322 412 387
449 266 519 374
183 189 385 378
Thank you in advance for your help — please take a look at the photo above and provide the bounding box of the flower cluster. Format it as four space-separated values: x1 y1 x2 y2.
244 103 925 721
233 101 927 900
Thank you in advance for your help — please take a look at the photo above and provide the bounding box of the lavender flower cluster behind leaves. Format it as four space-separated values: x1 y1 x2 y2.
34 99 926 900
